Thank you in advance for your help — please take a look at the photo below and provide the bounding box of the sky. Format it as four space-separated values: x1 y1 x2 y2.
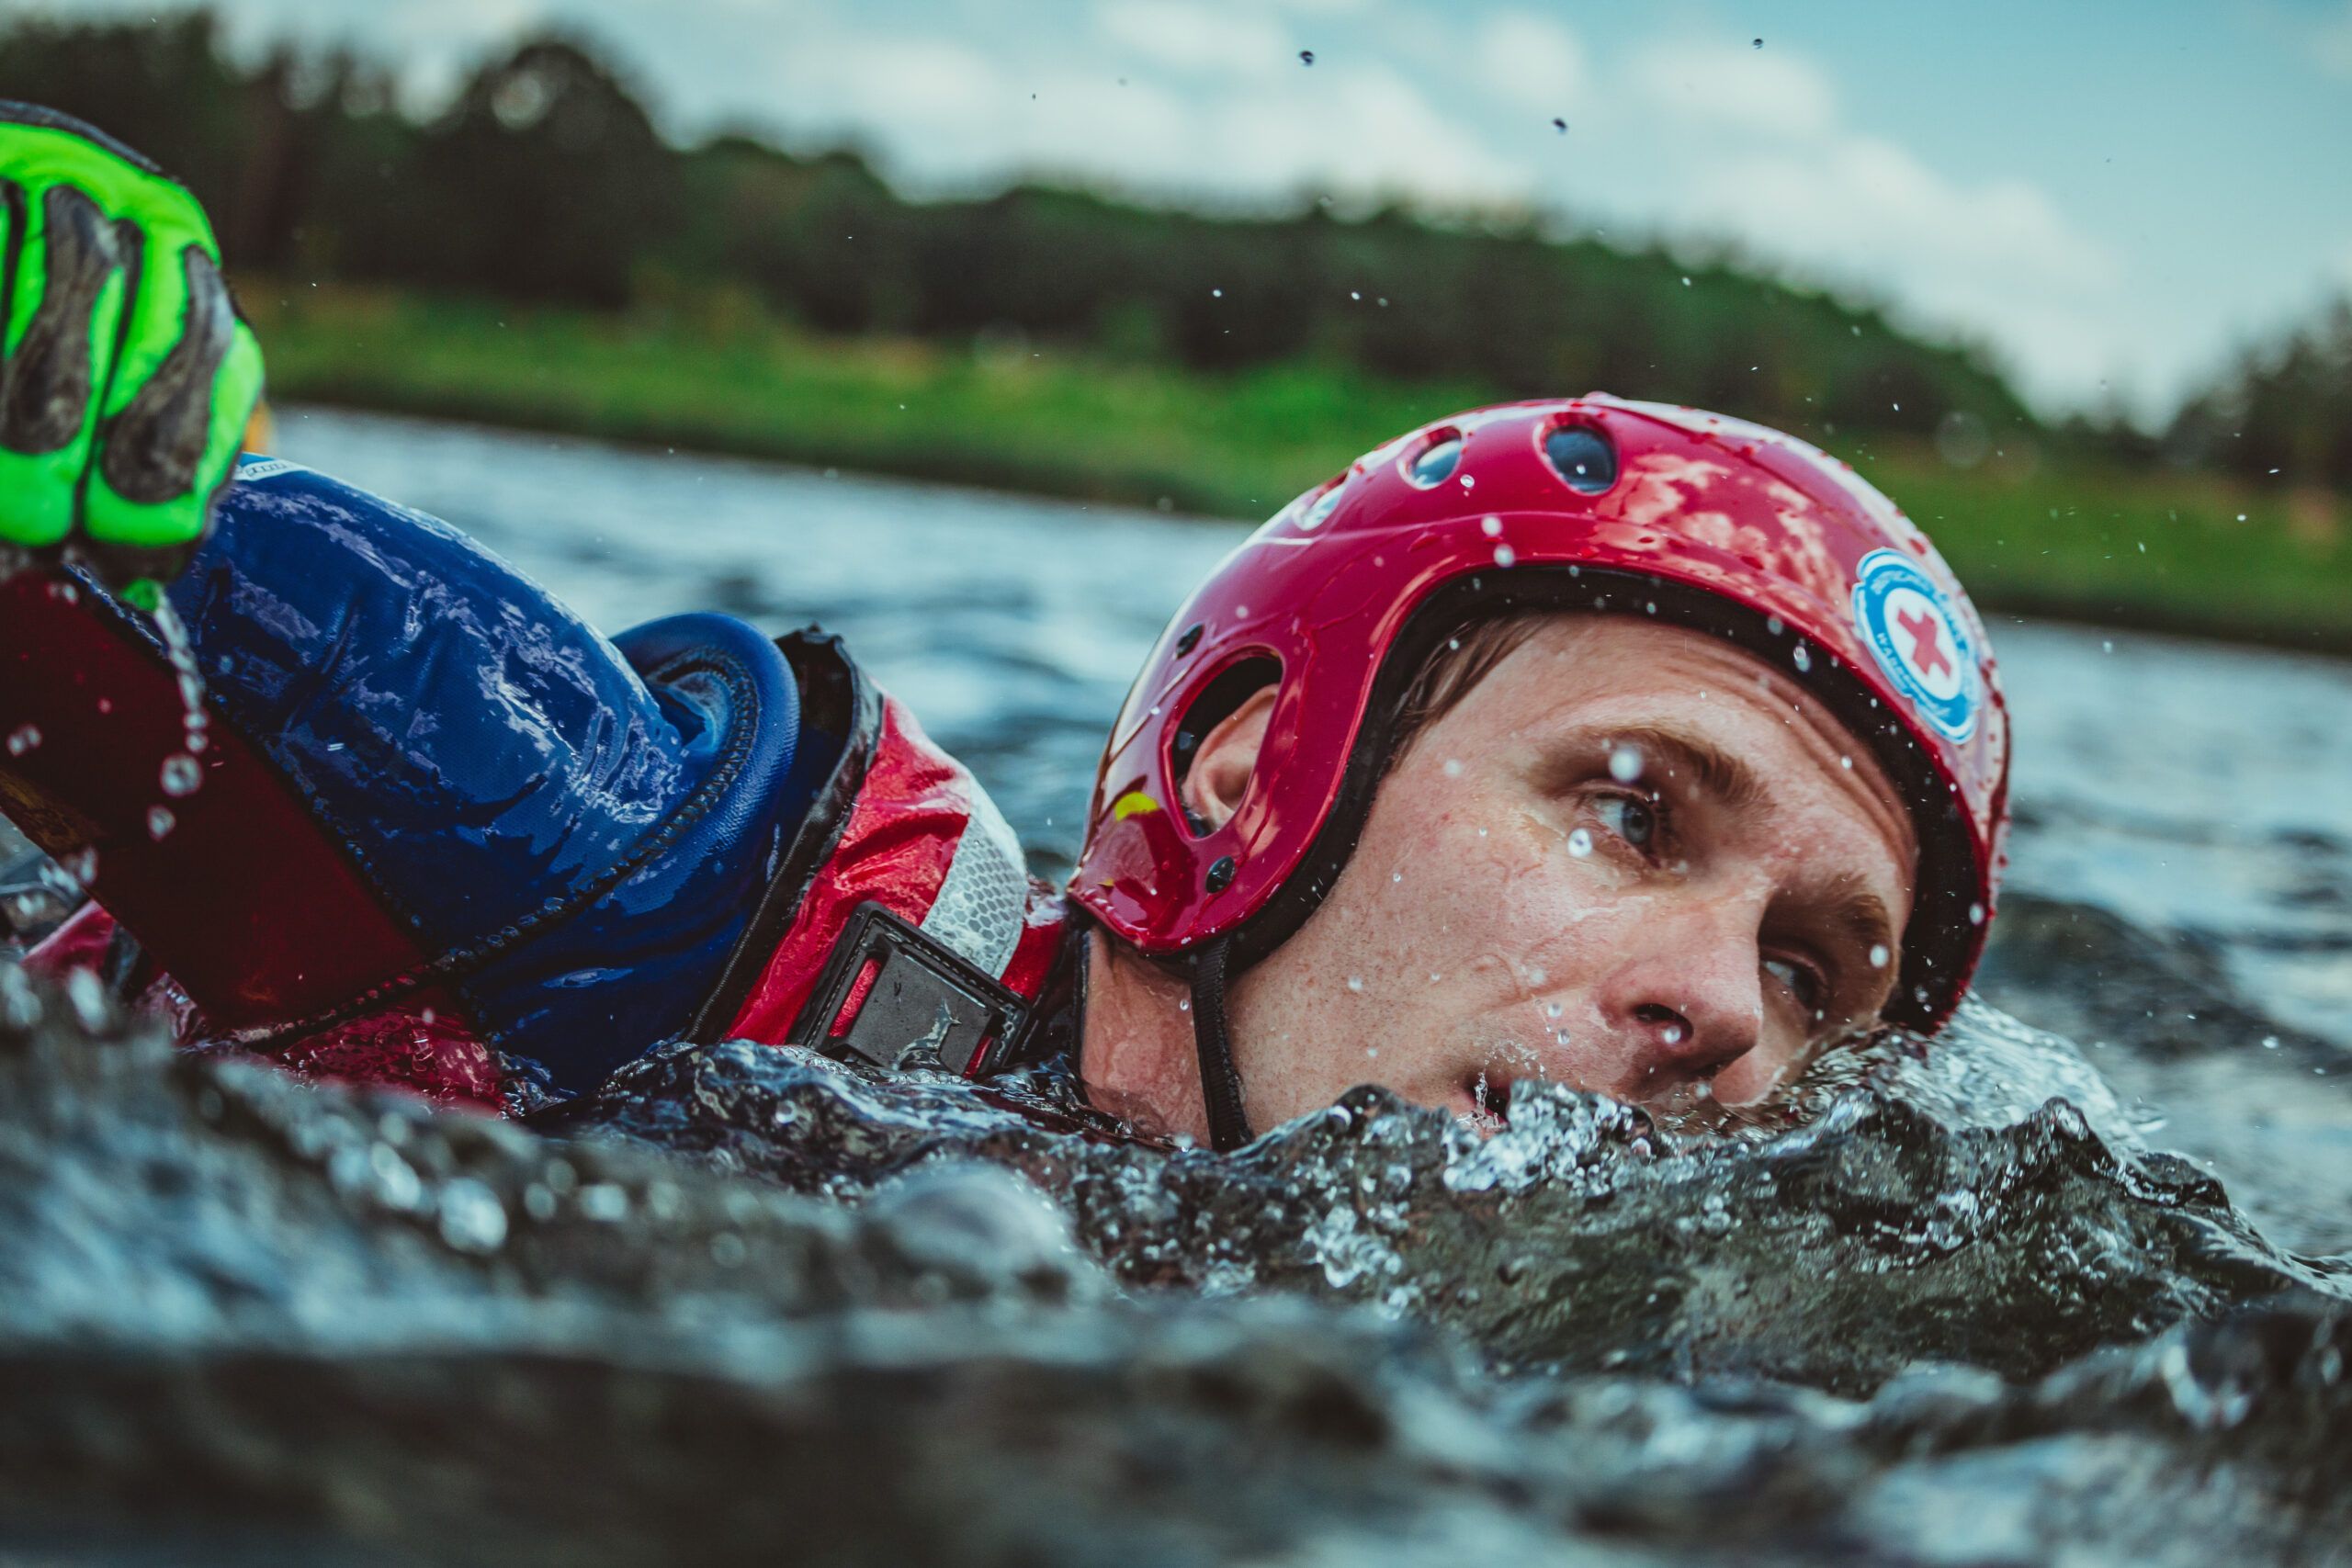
25 0 2352 420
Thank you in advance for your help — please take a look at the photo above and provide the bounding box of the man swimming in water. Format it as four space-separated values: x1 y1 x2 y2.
0 107 2007 1147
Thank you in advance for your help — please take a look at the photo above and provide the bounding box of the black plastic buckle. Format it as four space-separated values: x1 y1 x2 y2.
793 901 1029 1076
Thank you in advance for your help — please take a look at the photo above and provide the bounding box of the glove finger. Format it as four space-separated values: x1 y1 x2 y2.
0 178 133 551
83 241 260 578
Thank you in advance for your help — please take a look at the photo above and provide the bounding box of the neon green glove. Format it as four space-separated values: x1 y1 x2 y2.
0 101 263 587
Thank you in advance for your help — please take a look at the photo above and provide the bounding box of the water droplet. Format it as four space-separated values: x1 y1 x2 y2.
1442 758 1464 777
1391 870 1403 883
436 1178 509 1253
1552 117 1566 132
1680 276 1692 288
1792 642 1813 672
146 806 175 840
159 754 201 796
1480 514 1503 536
1346 975 1365 993
1660 1022 1687 1045
1766 615 1784 637
1492 544 1516 567
62 848 97 886
1869 943 1891 969
1968 902 1984 926
1839 754 1853 770
6 724 39 757
1752 36 1764 48
1298 49 1315 64
1567 828 1594 858
1608 744 1644 782
1544 1000 1565 1019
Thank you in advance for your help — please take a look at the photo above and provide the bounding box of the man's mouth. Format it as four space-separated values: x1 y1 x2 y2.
1456 1069 1511 1134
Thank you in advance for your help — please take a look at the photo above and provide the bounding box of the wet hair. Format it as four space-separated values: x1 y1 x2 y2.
1382 610 1555 771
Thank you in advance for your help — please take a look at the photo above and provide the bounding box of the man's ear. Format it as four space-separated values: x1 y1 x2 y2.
1182 685 1277 831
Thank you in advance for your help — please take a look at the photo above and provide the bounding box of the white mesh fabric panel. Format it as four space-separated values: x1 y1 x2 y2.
921 779 1028 979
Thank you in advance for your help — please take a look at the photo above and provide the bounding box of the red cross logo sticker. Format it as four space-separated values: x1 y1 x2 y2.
1894 604 1952 681
1853 548 1977 742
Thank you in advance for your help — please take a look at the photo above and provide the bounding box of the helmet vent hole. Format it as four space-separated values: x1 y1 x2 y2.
1405 432 1464 489
1302 483 1347 530
1544 425 1618 494
1169 654 1281 837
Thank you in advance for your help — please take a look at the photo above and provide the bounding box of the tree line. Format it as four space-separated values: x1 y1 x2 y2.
1 11 2341 485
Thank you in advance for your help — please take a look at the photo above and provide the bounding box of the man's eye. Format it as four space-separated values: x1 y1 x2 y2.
1595 793 1657 851
1762 955 1825 1016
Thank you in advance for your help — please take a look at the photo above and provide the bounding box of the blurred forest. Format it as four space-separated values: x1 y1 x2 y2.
1 10 2344 489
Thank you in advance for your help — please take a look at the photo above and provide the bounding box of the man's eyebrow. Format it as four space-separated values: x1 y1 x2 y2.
1604 726 1767 811
1826 884 1899 962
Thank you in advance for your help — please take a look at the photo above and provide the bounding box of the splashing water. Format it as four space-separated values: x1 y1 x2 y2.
143 592 210 774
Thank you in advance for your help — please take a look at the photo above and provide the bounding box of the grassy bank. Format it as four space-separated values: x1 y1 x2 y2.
244 284 2352 653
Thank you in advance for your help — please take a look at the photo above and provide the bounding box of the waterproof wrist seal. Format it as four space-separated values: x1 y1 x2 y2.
1072 397 2012 1151
0 101 263 586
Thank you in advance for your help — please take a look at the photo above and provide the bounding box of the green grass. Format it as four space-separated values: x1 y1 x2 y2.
243 284 2352 653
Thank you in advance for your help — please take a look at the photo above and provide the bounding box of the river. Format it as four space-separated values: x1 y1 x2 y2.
1 405 2346 1566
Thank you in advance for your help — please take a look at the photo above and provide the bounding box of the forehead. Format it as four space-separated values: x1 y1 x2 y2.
1445 615 1918 874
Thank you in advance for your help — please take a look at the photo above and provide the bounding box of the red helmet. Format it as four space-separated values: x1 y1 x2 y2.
1073 395 2010 1146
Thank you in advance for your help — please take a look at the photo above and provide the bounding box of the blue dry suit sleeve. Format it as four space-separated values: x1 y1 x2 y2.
159 455 831 1088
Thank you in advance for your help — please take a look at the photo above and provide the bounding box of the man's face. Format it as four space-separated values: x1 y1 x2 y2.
1216 615 1917 1129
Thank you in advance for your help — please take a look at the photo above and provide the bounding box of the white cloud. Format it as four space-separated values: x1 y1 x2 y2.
821 36 1010 129
1095 0 1293 75
1215 60 1525 201
1628 37 1837 140
1466 10 1588 115
1674 134 2111 294
747 6 1523 207
1600 33 2117 404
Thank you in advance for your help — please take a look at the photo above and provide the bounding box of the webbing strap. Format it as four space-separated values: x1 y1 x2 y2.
1189 936 1255 1152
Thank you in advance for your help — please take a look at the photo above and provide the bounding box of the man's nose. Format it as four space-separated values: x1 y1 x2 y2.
1594 916 1765 1092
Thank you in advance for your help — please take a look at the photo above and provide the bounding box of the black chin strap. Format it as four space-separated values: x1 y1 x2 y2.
1189 935 1255 1152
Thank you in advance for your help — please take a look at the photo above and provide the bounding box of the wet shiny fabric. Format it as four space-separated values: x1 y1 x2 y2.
131 457 825 1084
